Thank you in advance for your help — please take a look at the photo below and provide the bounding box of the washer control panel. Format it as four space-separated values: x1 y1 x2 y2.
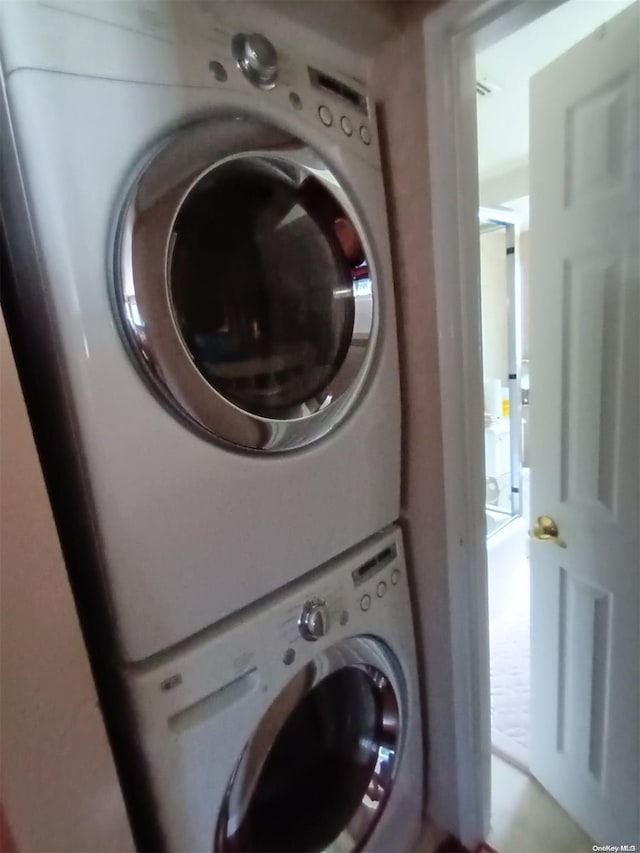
298 598 330 641
352 542 401 613
277 531 404 666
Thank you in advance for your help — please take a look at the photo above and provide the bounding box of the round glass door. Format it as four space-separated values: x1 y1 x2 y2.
215 640 400 853
170 161 357 418
114 116 376 451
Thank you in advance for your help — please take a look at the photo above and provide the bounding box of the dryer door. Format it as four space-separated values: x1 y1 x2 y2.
214 637 401 853
113 115 375 452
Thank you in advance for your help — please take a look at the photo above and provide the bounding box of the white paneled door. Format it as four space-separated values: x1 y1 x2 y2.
529 2 639 844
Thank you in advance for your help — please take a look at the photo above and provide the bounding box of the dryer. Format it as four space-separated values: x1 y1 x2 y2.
0 1 401 662
127 525 423 852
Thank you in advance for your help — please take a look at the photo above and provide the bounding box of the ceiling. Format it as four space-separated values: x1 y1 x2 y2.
476 0 636 202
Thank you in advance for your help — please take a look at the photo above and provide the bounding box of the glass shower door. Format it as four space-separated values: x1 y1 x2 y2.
479 208 523 532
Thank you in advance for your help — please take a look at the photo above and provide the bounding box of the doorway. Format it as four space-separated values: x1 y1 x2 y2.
423 0 639 847
476 0 638 782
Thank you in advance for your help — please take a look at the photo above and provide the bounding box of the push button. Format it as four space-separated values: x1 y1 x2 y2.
359 124 371 145
209 61 227 82
340 115 353 136
391 569 400 585
376 581 387 598
318 105 333 126
360 593 371 612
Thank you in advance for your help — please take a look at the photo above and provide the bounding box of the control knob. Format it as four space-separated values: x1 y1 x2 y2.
231 32 278 89
298 598 330 641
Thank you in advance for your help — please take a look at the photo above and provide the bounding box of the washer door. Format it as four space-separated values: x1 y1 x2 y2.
114 115 375 451
214 638 401 853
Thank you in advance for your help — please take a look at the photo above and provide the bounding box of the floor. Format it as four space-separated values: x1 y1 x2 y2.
411 821 449 852
486 507 513 537
487 508 530 767
410 756 592 853
489 755 593 853
489 554 530 767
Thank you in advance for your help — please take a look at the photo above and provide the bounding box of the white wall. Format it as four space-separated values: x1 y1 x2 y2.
0 317 134 853
480 166 528 209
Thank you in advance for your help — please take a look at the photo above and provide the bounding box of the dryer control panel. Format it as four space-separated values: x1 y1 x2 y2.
3 3 380 167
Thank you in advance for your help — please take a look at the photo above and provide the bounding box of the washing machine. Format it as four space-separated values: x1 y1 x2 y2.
0 2 402 662
126 524 423 852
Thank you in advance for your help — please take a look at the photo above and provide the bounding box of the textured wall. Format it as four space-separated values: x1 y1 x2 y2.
263 0 402 61
0 317 134 853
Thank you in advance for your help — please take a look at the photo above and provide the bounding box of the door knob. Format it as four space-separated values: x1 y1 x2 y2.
530 515 567 548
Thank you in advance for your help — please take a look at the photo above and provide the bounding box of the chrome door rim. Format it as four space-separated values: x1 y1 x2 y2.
214 636 403 853
112 113 377 452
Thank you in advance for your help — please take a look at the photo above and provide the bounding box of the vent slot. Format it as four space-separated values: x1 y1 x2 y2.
352 544 397 587
475 80 493 96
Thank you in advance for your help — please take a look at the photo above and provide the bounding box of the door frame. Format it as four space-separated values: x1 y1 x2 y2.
420 0 566 845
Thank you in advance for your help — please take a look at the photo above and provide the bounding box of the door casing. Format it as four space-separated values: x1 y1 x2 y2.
420 0 566 846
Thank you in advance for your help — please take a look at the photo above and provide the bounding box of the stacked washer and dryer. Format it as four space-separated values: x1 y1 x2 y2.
0 2 423 850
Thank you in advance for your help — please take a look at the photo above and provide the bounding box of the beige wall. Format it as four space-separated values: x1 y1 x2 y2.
370 16 461 836
263 0 403 62
0 318 134 853
480 227 510 386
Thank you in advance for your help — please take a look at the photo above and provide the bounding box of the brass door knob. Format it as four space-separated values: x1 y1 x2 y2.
530 515 567 548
